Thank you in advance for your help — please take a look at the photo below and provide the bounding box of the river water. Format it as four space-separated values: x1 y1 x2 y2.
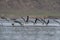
0 26 60 40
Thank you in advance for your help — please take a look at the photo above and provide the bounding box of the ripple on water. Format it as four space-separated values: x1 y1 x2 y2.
0 26 60 40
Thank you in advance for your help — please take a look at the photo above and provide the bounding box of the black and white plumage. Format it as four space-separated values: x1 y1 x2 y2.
14 21 23 25
34 18 38 23
41 18 49 25
21 17 25 22
26 16 29 22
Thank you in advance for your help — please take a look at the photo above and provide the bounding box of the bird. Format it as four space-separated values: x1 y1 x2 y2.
34 18 38 24
21 17 25 22
46 19 49 25
41 18 50 26
12 23 14 27
53 19 60 24
14 20 23 26
40 18 46 24
21 16 29 22
26 16 29 22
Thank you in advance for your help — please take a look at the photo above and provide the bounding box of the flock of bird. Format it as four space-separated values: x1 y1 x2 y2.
0 16 60 27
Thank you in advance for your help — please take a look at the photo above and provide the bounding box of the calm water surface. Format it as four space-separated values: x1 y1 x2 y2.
0 26 60 40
